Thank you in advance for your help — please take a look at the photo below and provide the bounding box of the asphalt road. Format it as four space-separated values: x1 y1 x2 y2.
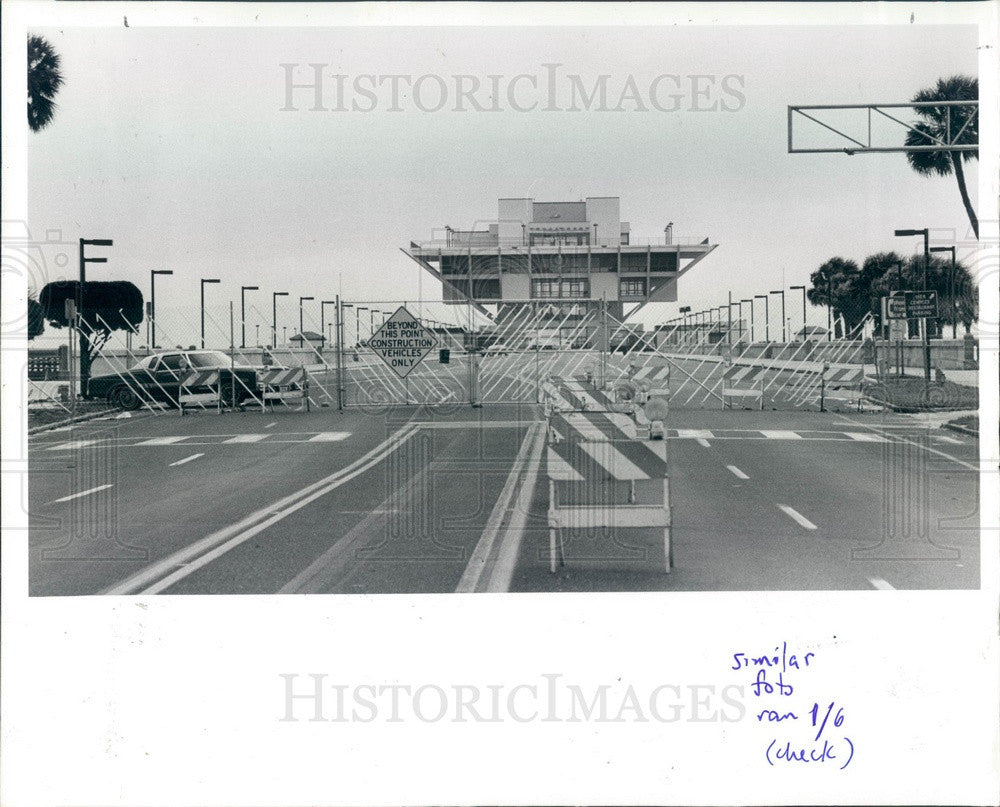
27 402 980 596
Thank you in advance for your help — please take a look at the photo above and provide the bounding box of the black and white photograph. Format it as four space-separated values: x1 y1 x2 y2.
2 2 998 805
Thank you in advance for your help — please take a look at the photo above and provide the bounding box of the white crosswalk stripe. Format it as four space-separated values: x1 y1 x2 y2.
308 432 351 442
845 432 887 442
760 430 803 440
46 440 97 451
137 436 189 445
223 434 270 444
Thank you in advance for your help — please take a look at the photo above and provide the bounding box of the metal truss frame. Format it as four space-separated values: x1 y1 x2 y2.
788 100 978 155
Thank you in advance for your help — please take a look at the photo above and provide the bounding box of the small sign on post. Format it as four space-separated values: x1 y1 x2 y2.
887 290 938 320
368 306 438 379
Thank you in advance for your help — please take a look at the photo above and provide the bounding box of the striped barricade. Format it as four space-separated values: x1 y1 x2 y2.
178 370 221 410
257 367 309 409
542 375 621 414
722 365 764 410
821 366 866 410
546 411 672 574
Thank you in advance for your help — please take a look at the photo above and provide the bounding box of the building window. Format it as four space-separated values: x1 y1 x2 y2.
620 232 630 245
620 279 646 298
530 232 590 247
532 279 590 299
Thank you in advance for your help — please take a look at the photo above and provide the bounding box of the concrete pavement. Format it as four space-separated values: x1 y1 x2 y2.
28 403 981 595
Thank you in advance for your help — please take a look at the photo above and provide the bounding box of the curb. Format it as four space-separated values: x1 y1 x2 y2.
28 408 117 435
942 422 979 438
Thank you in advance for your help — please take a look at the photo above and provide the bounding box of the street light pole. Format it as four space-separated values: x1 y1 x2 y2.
200 278 221 349
790 285 806 342
240 285 259 349
895 228 931 384
770 290 786 342
150 269 173 350
321 300 336 352
930 245 957 339
299 296 314 342
746 298 755 342
755 295 768 342
272 291 288 349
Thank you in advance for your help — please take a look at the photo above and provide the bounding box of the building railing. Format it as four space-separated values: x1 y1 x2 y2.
411 235 711 250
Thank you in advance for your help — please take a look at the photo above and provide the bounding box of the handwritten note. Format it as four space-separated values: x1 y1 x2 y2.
730 642 855 770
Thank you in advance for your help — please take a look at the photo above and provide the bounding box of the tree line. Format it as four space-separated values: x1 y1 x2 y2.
807 252 977 337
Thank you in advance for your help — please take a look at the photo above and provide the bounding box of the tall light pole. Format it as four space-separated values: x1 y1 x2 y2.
150 269 173 350
744 298 755 342
755 294 769 342
240 285 259 348
356 306 368 346
770 289 786 342
272 291 288 349
790 285 806 341
894 228 931 383
727 291 733 345
200 278 221 349
299 296 314 342
930 245 957 339
77 238 114 389
321 300 337 351
679 305 691 345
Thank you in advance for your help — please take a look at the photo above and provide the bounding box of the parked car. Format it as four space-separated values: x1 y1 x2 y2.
87 350 258 410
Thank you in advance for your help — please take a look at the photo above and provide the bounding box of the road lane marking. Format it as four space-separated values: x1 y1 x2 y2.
832 416 979 471
486 422 548 594
678 429 715 440
50 484 113 503
223 434 269 444
265 422 277 429
844 432 887 442
869 577 895 590
726 465 749 480
46 440 97 451
457 422 543 593
696 438 711 448
936 435 962 444
103 424 420 595
760 430 802 440
137 436 189 445
777 504 817 530
169 453 204 467
308 432 351 442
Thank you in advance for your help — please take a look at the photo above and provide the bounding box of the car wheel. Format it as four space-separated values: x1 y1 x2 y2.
110 385 142 411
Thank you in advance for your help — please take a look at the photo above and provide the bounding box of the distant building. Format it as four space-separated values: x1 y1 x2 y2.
795 325 829 339
290 330 326 348
403 197 717 326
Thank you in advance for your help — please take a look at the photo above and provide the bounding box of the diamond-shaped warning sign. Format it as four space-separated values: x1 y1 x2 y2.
368 306 438 378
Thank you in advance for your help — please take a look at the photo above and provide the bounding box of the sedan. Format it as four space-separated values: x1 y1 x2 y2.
87 350 259 410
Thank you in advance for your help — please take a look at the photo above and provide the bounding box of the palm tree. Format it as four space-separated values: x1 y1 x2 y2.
27 34 63 132
905 75 978 239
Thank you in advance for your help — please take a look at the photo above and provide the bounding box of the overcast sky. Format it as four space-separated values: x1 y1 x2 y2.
28 23 979 345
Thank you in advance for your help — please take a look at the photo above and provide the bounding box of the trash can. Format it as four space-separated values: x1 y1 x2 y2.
439 348 450 364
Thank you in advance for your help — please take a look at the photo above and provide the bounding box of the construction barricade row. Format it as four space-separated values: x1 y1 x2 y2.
178 367 310 413
544 396 672 575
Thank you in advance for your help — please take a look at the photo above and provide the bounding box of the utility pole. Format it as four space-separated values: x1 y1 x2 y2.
78 238 113 391
240 286 259 349
895 228 932 387
272 291 288 349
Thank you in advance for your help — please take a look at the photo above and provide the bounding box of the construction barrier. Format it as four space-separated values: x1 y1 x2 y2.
258 367 309 409
178 370 222 409
544 389 672 574
722 365 765 410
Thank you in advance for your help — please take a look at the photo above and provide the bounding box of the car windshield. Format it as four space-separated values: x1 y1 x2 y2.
187 351 234 368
